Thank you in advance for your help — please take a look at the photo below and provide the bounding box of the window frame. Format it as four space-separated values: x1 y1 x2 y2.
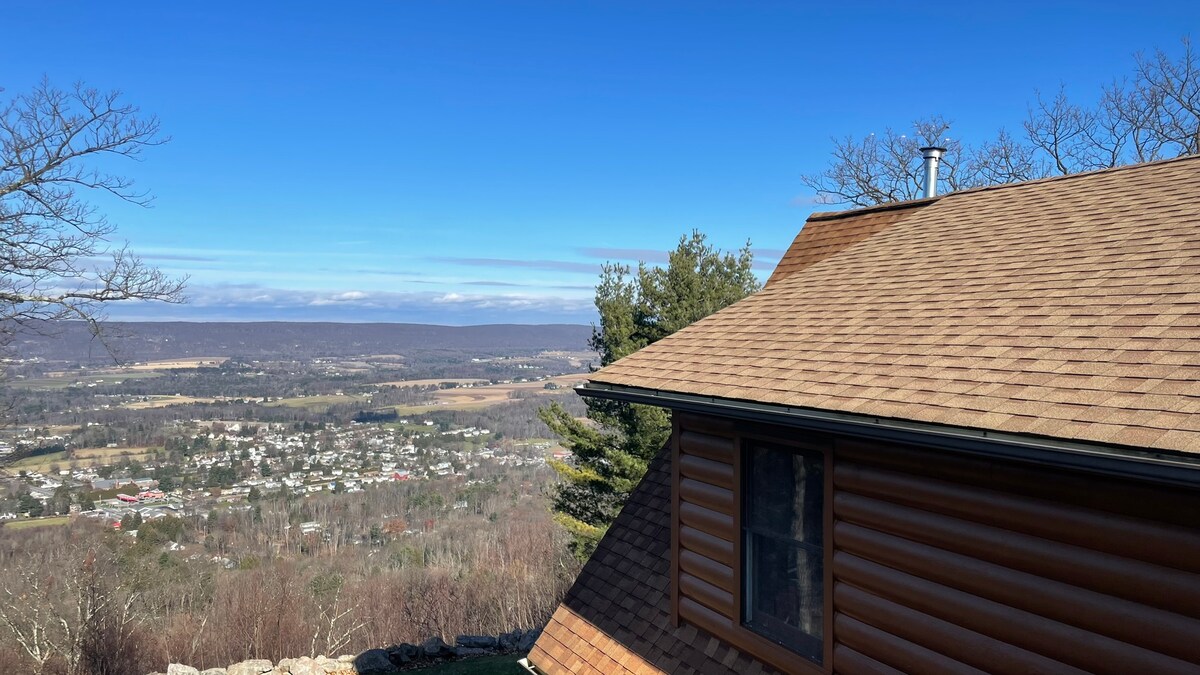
741 440 827 662
669 415 834 675
731 424 834 675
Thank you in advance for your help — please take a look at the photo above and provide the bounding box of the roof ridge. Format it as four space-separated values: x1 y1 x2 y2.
807 196 937 222
809 153 1200 221
594 157 1200 455
943 152 1200 201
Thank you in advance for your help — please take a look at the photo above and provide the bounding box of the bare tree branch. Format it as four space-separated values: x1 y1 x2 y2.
0 78 185 366
806 38 1199 206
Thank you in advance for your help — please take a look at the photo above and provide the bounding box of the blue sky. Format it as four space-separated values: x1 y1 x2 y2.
5 1 1198 324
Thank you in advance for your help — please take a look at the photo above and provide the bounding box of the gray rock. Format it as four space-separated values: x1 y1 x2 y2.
385 643 419 665
498 630 522 651
167 666 199 675
455 635 497 650
352 649 398 674
199 670 228 675
421 636 451 658
285 657 324 675
227 660 274 675
455 647 490 658
517 628 541 652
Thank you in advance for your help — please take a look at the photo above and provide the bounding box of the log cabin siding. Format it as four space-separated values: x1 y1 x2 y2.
673 413 834 675
670 413 1200 675
833 438 1200 675
675 416 738 627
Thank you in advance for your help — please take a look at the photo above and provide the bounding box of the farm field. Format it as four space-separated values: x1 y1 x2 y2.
267 393 371 410
537 350 596 368
10 371 163 390
3 516 70 531
9 446 156 474
377 377 490 388
123 395 221 410
392 374 587 415
119 357 229 371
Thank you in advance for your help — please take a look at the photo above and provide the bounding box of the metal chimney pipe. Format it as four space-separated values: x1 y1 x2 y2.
919 146 946 199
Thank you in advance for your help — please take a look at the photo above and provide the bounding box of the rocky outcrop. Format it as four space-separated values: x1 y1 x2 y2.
227 660 276 675
419 636 450 660
453 635 496 650
154 656 356 675
352 650 397 675
150 627 542 675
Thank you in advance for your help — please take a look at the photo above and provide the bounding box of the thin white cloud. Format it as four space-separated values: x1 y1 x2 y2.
431 256 598 274
577 247 670 263
177 283 590 314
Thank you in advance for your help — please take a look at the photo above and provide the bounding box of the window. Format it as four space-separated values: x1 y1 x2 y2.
742 443 825 663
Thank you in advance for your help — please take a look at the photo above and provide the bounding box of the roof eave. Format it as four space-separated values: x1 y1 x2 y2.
577 382 1200 488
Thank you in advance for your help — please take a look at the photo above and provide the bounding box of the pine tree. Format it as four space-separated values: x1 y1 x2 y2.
540 230 760 560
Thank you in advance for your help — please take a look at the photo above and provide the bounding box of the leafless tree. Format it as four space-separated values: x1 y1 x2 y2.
309 581 368 657
0 79 185 352
0 546 143 675
804 38 1199 206
799 116 1046 207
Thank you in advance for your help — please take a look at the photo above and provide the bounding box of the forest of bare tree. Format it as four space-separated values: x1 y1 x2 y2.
0 464 576 675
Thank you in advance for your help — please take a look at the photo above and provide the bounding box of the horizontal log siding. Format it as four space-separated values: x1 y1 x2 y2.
674 414 832 675
833 440 1200 675
675 416 738 634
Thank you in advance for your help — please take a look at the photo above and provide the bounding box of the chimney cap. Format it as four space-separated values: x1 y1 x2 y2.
919 146 947 158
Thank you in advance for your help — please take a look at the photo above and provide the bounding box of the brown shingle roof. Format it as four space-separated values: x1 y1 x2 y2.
528 447 780 675
766 199 927 286
592 156 1200 455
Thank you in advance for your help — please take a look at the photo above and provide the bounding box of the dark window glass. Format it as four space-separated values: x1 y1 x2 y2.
743 444 824 662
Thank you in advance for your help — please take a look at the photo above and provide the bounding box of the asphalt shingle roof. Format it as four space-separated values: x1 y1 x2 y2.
529 447 780 675
591 156 1200 455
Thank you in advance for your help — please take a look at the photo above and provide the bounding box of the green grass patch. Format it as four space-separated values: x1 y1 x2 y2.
10 371 162 390
418 654 526 674
8 378 76 390
4 516 70 530
390 401 493 415
9 450 68 469
9 447 158 474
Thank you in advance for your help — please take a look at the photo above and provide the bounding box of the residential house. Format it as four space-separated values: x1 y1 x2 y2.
525 157 1200 675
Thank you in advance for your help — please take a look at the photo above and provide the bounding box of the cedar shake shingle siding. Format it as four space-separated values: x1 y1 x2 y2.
593 157 1200 455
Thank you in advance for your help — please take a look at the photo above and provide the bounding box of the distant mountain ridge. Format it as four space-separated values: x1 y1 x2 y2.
10 321 593 362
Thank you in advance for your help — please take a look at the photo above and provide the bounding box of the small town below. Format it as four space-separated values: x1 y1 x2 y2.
4 5 1200 675
0 323 591 674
